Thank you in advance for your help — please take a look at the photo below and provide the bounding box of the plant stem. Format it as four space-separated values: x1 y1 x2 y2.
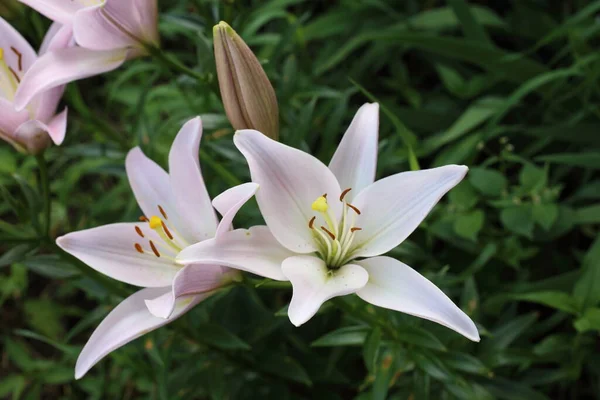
35 153 51 238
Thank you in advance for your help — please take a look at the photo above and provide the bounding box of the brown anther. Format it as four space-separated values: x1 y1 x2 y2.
158 205 168 219
10 47 22 71
8 67 20 83
346 203 361 215
149 240 161 257
350 227 362 233
340 188 352 202
161 220 174 240
135 226 145 238
308 216 316 229
139 216 149 222
322 193 328 199
134 243 144 254
320 226 336 240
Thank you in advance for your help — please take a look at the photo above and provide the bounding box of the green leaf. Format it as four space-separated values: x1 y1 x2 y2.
469 168 507 197
532 203 559 231
447 0 493 46
24 299 65 340
574 308 600 332
195 323 251 351
536 153 600 169
454 209 485 242
448 181 479 210
519 164 547 192
512 291 580 314
362 327 382 373
500 206 534 238
311 325 368 347
573 235 600 308
257 353 312 386
573 204 600 225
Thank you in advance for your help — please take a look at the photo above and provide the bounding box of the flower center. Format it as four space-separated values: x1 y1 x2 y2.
0 47 22 101
132 204 187 261
308 188 362 269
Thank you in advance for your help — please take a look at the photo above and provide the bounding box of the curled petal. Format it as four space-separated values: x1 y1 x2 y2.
234 129 341 253
213 182 259 239
18 0 82 25
75 287 206 379
73 4 139 51
282 255 368 326
329 103 379 200
352 165 468 258
356 256 479 341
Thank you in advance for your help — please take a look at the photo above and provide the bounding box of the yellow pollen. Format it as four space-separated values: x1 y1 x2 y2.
311 196 329 212
0 48 3 60
149 216 162 229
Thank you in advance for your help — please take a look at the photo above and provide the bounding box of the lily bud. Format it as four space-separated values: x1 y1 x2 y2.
213 21 279 140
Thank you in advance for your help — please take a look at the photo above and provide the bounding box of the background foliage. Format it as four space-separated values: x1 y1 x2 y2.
1 0 600 398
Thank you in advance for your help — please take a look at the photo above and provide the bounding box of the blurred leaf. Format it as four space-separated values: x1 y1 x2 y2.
573 235 600 308
363 327 382 373
454 209 484 242
537 153 600 169
469 168 507 197
573 308 600 333
196 323 251 351
532 203 559 231
500 206 534 238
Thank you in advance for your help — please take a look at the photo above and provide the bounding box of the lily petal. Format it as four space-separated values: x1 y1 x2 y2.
56 223 179 287
75 287 205 379
0 16 37 74
177 226 293 281
351 165 468 258
168 117 217 242
45 107 67 145
329 103 379 200
282 255 368 326
234 129 342 253
213 182 259 239
18 0 82 25
13 111 66 153
356 256 479 341
73 4 138 52
14 47 128 111
145 264 227 319
0 98 28 138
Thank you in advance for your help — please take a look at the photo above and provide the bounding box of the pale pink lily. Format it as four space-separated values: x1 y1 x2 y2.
178 103 480 341
57 118 258 378
14 0 158 109
0 18 70 153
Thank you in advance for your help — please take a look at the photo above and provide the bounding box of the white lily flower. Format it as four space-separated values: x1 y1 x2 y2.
57 117 259 378
178 104 480 341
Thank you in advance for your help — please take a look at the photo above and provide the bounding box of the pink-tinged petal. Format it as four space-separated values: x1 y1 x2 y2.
0 98 28 138
75 287 206 379
213 182 259 239
46 107 67 144
13 47 128 111
234 129 342 253
145 264 231 318
56 223 179 287
0 17 37 75
168 117 217 242
282 255 368 326
329 103 379 201
99 0 159 46
73 4 138 52
351 165 468 258
356 257 479 341
40 22 74 55
19 0 81 25
126 147 182 229
177 226 293 281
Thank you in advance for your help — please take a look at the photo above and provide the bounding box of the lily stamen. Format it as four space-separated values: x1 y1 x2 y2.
321 226 336 240
346 203 361 215
148 240 160 257
340 188 352 201
134 226 144 238
308 216 316 229
158 204 168 220
134 243 144 254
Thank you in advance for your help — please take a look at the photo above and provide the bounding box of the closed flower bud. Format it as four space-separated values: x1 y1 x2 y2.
213 21 279 140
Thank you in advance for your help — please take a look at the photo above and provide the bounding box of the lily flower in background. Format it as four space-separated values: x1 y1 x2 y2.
57 118 259 378
14 0 159 109
178 103 480 341
0 18 70 154
214 21 279 140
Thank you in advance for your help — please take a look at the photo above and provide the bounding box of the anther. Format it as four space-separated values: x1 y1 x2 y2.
350 227 362 233
139 216 149 222
340 188 352 202
308 216 316 229
135 226 144 238
346 203 361 215
10 47 22 71
158 205 168 220
321 226 336 240
134 243 144 254
8 67 20 83
161 220 174 240
149 240 160 257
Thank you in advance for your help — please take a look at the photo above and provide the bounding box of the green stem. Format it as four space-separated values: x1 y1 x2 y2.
35 153 51 238
145 44 208 83
52 242 129 298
